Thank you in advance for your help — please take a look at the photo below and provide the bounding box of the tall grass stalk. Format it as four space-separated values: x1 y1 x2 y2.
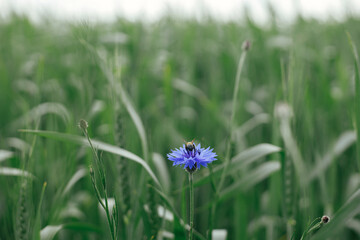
114 104 131 239
209 40 250 239
346 32 360 171
79 120 118 240
218 41 249 192
15 180 29 240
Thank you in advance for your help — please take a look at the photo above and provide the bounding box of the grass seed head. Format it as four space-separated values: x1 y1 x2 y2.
242 40 251 51
78 119 89 133
321 215 330 224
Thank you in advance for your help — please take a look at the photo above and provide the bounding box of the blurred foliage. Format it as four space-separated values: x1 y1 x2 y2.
1 11 360 240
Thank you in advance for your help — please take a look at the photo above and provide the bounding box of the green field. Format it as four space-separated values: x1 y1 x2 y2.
1 11 360 240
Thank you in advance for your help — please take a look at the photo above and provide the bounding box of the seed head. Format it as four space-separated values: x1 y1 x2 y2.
275 102 293 120
242 40 251 51
321 215 330 224
78 119 89 133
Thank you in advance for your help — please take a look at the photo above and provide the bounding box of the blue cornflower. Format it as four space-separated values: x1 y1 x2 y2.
167 142 217 171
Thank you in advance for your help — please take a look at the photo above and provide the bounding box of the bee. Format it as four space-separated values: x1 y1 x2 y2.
185 139 195 152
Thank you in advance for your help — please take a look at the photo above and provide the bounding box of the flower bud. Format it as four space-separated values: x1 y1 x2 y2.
242 40 251 51
321 215 330 224
79 119 88 132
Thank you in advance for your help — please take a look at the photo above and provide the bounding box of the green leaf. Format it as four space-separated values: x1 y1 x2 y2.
0 167 34 178
11 102 71 128
40 225 63 240
311 189 360 240
81 40 149 162
19 129 161 187
33 182 47 240
308 131 356 182
152 152 171 193
194 144 281 187
219 161 280 201
40 223 102 240
211 229 228 240
347 32 360 171
173 78 209 104
0 150 13 162
234 113 270 138
62 168 87 196
119 86 149 162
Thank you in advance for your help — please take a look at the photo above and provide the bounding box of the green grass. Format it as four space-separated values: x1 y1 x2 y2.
1 11 360 239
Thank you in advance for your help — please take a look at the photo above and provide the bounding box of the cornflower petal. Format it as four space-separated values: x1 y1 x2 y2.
167 142 217 170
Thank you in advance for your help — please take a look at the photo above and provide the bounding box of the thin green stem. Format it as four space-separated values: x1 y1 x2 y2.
82 128 117 240
189 172 194 240
208 48 248 240
217 50 247 194
104 189 116 240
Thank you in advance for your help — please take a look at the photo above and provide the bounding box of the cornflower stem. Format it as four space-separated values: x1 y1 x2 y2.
189 172 194 240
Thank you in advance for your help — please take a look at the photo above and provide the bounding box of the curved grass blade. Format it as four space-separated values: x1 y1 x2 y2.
41 223 102 240
218 161 280 202
41 225 63 240
62 168 87 196
80 40 149 162
11 102 71 128
194 144 281 187
0 150 13 162
6 138 31 153
173 78 210 105
0 167 34 178
347 218 360 236
234 113 270 138
307 131 356 182
19 129 161 187
119 86 149 162
311 189 360 240
347 32 360 172
33 182 47 240
152 152 171 193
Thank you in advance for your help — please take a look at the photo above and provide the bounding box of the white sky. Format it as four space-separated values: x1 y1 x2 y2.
1 0 360 23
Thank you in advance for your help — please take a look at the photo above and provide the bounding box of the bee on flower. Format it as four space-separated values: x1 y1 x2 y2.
167 140 217 173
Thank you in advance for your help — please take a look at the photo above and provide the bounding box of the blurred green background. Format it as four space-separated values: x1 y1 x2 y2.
1 10 360 240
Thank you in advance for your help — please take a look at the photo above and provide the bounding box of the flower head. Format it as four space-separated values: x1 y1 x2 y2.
167 142 217 172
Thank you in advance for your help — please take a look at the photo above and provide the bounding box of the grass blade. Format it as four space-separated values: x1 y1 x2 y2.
0 150 13 162
11 102 71 128
0 167 34 178
308 131 356 182
347 32 360 171
152 152 171 193
62 168 87 196
173 78 210 105
81 40 149 162
40 225 63 240
19 129 161 187
41 223 102 240
194 144 281 187
33 182 47 240
311 189 360 240
119 86 149 162
219 161 281 202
